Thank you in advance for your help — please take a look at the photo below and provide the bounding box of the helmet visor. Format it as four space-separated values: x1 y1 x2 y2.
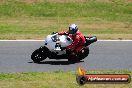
69 27 77 34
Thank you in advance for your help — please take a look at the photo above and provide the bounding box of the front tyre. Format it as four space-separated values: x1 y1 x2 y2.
31 48 47 63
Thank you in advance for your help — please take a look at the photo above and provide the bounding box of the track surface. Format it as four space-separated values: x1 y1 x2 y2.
0 41 132 72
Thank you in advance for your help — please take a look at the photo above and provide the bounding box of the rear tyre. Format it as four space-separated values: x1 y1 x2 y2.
31 47 48 63
78 47 89 60
68 58 79 63
68 54 80 63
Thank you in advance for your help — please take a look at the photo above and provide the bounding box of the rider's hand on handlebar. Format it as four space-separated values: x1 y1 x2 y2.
63 32 68 35
52 32 58 34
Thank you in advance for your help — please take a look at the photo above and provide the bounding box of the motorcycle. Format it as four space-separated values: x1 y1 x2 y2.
31 33 97 63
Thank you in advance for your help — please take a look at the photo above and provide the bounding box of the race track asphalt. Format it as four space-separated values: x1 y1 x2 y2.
0 40 132 72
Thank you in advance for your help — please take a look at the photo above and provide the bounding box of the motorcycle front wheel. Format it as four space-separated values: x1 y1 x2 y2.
31 47 47 63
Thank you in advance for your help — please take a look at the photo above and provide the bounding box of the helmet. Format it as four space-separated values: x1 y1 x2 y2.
69 24 78 34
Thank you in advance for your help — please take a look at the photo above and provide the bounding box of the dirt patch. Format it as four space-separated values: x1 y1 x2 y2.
0 18 57 28
75 21 132 30
127 0 132 2
17 0 131 4
95 34 132 40
19 0 43 4
0 18 131 30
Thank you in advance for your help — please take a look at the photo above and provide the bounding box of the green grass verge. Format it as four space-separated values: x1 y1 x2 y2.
0 0 131 40
0 0 131 22
0 71 131 88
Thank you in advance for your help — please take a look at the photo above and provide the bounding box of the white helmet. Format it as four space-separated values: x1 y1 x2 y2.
69 24 78 34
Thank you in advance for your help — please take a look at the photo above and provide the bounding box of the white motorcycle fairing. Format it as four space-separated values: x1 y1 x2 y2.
44 34 73 55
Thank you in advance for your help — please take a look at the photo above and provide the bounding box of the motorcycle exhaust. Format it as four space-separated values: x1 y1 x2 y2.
85 36 97 46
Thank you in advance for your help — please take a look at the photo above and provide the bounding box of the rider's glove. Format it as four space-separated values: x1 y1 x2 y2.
52 32 58 34
63 32 68 35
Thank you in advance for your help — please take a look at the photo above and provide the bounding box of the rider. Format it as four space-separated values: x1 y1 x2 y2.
58 24 86 55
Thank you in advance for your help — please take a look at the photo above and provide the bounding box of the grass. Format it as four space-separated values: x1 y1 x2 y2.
0 1 131 88
0 0 131 39
0 71 131 88
0 0 131 21
0 17 131 40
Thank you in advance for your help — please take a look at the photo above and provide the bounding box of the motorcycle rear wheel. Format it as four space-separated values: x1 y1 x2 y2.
68 47 89 62
68 53 80 62
78 47 89 60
